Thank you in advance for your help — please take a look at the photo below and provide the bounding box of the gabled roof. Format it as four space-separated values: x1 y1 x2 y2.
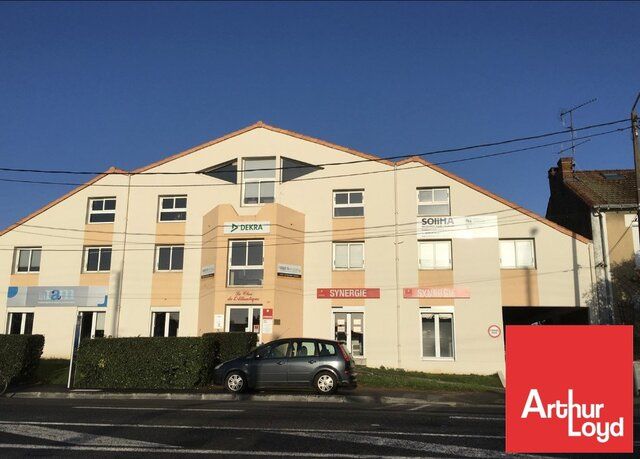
397 157 590 244
563 169 636 207
0 122 588 244
0 167 128 237
134 121 393 173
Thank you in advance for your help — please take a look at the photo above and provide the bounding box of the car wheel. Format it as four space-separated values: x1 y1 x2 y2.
225 371 246 393
314 371 337 395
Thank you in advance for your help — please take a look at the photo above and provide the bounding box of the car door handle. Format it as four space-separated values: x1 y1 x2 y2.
277 360 286 365
308 359 316 364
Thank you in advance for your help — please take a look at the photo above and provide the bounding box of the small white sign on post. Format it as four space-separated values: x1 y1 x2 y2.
262 318 273 334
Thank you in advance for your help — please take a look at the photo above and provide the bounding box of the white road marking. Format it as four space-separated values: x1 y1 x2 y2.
0 443 432 458
0 420 505 439
73 406 243 413
408 404 430 411
450 416 504 421
0 424 174 448
382 403 407 409
278 431 552 459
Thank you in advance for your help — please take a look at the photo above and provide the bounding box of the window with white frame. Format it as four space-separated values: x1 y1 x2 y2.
333 190 364 217
158 195 187 222
421 310 455 359
6 312 34 335
228 240 264 286
417 188 450 216
499 239 536 269
88 197 116 223
243 158 276 205
333 242 364 270
83 246 112 272
418 240 452 269
155 245 184 271
14 247 41 273
152 311 180 337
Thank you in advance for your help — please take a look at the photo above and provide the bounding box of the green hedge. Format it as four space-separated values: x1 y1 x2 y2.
0 334 45 385
74 333 257 389
204 332 258 364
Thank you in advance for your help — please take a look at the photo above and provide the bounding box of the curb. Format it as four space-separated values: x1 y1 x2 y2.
4 390 504 407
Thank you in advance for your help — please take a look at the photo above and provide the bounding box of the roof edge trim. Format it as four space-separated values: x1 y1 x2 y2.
0 167 127 237
397 156 591 244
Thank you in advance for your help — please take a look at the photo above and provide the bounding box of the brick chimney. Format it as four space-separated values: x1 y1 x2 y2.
557 157 574 178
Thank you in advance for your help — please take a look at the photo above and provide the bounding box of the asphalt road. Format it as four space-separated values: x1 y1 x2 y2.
0 396 637 458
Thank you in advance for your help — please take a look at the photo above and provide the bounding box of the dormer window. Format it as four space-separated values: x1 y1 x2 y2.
243 158 276 205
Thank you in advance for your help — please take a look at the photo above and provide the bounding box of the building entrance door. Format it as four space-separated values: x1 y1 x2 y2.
333 311 364 357
225 305 262 337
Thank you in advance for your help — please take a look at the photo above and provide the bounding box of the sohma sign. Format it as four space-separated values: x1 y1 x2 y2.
417 215 498 239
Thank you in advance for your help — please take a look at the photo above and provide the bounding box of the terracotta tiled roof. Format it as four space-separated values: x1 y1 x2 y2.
0 123 589 243
564 169 637 207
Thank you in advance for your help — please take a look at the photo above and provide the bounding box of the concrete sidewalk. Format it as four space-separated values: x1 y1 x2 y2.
4 384 505 407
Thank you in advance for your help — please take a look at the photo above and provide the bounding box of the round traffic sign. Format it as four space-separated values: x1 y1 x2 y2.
488 324 501 338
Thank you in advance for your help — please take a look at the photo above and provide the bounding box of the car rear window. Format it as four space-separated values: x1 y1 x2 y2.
318 342 338 356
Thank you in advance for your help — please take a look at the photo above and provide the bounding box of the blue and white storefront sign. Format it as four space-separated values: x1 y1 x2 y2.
7 286 108 308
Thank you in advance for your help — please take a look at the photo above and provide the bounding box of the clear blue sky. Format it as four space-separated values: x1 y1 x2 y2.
1 2 639 229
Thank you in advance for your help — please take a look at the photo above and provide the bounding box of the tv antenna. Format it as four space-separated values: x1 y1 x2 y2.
559 98 597 157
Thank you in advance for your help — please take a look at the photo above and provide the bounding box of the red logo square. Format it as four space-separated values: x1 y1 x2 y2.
506 325 633 453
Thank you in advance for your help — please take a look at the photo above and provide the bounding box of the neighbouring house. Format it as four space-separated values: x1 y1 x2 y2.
0 123 594 375
546 157 639 328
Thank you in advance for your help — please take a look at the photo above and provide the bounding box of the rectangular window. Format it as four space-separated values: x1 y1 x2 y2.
158 195 187 222
7 312 34 335
88 197 116 223
152 311 180 337
421 311 454 359
418 240 452 269
228 240 264 286
155 245 184 271
333 190 364 217
333 242 364 270
291 340 319 358
79 311 106 341
243 158 276 205
14 247 41 273
417 188 450 216
83 246 112 272
499 239 536 268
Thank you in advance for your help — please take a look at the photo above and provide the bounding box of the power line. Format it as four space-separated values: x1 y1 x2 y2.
17 207 524 238
0 118 628 176
1 215 567 252
0 126 629 189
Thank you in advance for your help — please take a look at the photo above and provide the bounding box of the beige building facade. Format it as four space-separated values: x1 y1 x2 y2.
1 123 594 375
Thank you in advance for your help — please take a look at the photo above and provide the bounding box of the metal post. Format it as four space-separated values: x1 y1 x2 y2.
631 92 640 264
393 164 402 368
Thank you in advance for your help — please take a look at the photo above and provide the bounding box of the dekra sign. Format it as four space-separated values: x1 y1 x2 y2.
231 223 265 232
